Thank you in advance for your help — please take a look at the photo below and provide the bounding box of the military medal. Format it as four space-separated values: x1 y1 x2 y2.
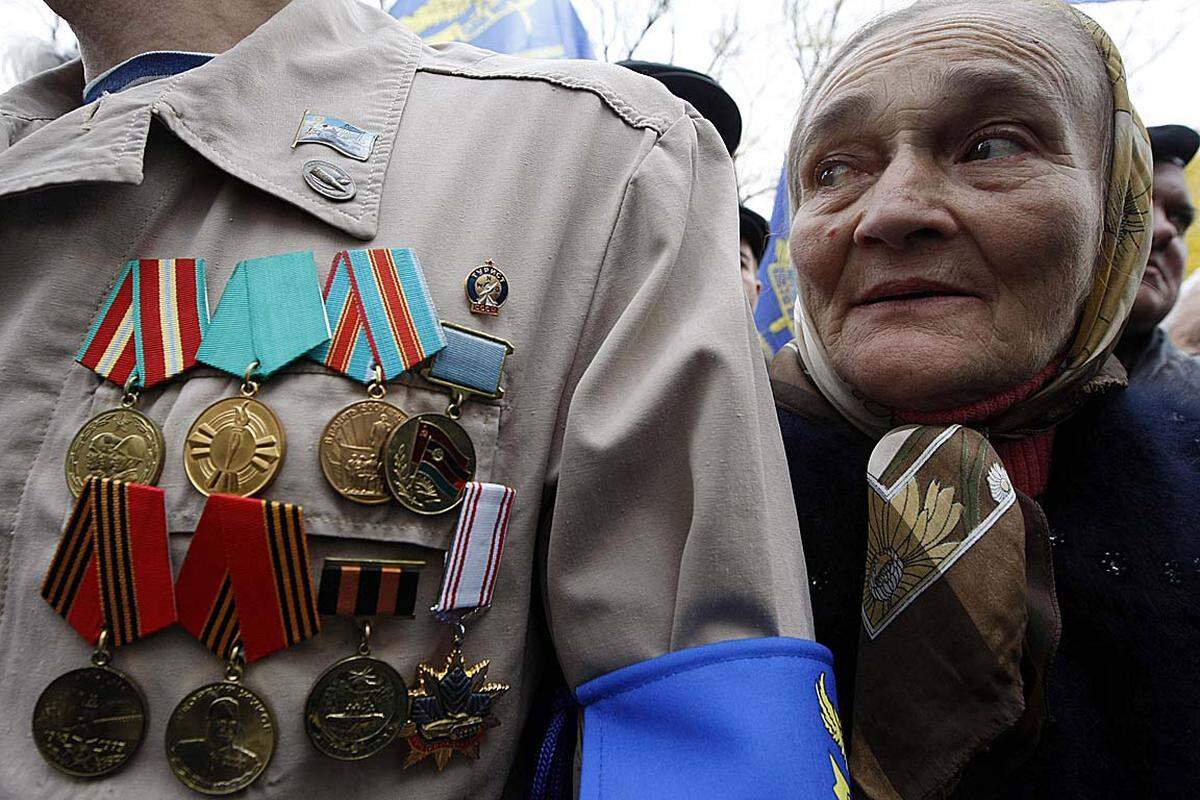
384 412 477 515
305 558 425 760
171 493 321 794
34 477 177 779
185 251 331 497
385 322 513 515
165 645 275 796
309 248 446 504
464 259 509 316
68 258 210 495
184 369 285 498
403 482 516 770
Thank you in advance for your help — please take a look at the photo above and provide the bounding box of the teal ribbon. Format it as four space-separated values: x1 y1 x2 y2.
197 252 331 379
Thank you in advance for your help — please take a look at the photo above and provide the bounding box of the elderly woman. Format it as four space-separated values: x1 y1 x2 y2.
772 1 1199 798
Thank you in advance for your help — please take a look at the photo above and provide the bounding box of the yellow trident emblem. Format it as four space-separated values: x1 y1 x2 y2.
399 0 539 44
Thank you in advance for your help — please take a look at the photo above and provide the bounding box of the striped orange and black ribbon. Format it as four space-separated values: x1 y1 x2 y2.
175 494 320 663
41 477 177 647
316 559 424 618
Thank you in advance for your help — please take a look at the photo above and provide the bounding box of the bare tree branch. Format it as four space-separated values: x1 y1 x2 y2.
783 0 847 85
623 0 672 60
705 4 744 78
1124 0 1199 75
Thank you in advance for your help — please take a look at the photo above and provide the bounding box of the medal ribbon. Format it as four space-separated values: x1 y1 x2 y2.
175 494 320 662
426 325 511 397
76 258 210 390
41 477 177 647
316 559 424 617
197 251 331 379
434 483 516 613
309 248 446 383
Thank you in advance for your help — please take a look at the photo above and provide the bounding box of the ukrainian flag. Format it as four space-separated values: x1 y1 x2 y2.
390 0 594 59
753 167 798 355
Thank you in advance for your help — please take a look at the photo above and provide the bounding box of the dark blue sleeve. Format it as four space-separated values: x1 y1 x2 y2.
575 637 850 799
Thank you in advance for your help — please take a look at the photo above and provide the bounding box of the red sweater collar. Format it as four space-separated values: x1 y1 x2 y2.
896 362 1061 497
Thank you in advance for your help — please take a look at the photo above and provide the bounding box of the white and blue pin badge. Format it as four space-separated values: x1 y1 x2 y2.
293 110 378 161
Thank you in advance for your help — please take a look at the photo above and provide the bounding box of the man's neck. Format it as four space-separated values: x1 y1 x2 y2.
63 0 292 85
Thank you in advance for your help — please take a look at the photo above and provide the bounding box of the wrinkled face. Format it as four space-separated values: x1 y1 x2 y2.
739 239 763 306
1129 162 1194 332
789 5 1108 411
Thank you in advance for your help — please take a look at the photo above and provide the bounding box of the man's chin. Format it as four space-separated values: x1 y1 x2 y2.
1129 284 1168 333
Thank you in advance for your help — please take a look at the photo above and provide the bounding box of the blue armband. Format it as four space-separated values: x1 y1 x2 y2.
575 637 850 799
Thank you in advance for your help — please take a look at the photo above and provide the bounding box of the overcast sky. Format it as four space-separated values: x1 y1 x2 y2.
2 0 1197 216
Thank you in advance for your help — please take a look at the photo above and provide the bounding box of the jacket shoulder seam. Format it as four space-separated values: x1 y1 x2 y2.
0 110 57 122
415 62 679 135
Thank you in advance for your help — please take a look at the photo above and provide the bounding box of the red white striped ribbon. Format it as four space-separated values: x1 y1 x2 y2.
434 482 516 613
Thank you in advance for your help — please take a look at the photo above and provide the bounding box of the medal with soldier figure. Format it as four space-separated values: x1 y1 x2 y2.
68 258 209 495
308 247 447 504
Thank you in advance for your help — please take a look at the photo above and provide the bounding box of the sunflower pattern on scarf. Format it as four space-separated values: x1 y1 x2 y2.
861 425 1017 638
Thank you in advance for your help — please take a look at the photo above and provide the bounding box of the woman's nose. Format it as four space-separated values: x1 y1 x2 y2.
853 153 959 250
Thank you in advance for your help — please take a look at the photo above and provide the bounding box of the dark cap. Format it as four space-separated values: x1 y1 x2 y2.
1148 124 1199 168
618 60 742 155
739 205 770 264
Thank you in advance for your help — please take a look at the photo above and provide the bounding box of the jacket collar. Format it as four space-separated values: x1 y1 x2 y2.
0 0 422 240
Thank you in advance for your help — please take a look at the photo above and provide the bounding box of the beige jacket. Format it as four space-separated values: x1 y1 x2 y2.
0 1 813 797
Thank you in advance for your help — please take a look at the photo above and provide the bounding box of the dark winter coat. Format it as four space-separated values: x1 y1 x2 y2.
774 350 1200 799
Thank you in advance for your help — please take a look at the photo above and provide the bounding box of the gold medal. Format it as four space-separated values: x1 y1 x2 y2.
32 654 147 779
319 369 406 505
384 411 476 515
166 648 275 796
65 407 164 497
184 366 284 498
305 622 410 761
402 643 508 770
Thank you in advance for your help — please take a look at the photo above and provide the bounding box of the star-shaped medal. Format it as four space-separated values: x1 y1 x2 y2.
402 648 508 770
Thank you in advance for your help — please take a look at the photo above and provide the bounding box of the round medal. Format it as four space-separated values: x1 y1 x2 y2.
184 397 285 497
165 682 275 796
305 654 410 760
384 413 477 515
65 408 164 497
319 400 407 505
32 665 147 778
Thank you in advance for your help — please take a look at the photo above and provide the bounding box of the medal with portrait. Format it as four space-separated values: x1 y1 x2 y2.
166 678 275 796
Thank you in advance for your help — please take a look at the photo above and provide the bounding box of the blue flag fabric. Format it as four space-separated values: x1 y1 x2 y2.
390 0 594 59
753 166 798 356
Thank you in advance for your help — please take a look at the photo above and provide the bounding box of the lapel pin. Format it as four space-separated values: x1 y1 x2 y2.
464 260 509 316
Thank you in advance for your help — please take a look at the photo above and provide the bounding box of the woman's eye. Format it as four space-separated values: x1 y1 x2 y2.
963 136 1026 162
816 161 854 187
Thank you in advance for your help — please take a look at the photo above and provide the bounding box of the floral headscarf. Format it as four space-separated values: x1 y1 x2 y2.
791 2 1153 440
